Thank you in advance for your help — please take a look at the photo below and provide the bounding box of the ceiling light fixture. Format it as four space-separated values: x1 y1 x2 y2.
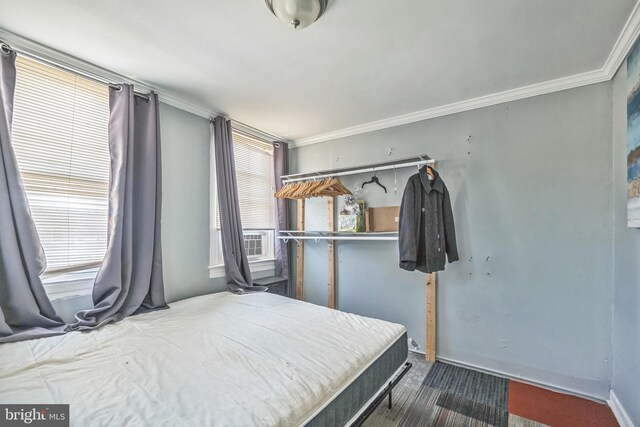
265 0 328 30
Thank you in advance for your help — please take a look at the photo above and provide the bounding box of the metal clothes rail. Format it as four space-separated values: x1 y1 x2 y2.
282 154 439 363
278 230 398 243
281 155 434 184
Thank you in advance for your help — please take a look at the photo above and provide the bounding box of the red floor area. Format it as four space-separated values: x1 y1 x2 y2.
508 381 619 427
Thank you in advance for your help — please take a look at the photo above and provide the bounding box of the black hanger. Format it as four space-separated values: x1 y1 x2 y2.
361 174 387 193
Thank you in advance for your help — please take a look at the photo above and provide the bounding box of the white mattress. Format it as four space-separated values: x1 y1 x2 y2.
0 292 405 426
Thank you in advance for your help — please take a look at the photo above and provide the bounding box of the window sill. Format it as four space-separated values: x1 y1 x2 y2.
43 270 97 300
208 259 276 279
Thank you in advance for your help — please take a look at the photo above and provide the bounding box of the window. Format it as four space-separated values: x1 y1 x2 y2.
11 56 110 285
210 131 275 276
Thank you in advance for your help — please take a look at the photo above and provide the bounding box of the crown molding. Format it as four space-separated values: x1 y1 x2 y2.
0 28 215 120
157 92 213 120
291 68 608 147
231 120 283 142
292 0 640 148
0 27 291 141
604 0 640 80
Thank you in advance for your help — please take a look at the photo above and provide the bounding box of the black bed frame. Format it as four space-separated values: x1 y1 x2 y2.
351 361 413 427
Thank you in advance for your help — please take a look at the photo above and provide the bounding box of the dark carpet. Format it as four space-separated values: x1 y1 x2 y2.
364 353 547 427
398 361 508 427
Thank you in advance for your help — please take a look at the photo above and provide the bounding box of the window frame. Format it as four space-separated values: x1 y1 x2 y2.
43 269 98 299
11 56 110 299
209 129 276 279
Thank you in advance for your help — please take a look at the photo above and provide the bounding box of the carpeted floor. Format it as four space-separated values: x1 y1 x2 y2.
364 352 618 427
364 352 434 427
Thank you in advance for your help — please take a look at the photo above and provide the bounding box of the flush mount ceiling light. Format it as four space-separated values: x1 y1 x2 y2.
265 0 328 30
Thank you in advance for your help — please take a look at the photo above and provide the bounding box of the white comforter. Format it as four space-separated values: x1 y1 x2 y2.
0 292 405 426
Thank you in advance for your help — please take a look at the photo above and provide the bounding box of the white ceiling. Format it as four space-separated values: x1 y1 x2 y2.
0 0 636 141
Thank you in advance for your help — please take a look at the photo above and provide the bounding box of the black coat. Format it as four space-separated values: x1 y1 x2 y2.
398 166 459 273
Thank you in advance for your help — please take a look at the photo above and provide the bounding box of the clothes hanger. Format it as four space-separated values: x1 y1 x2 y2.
317 178 352 197
292 181 313 199
317 178 343 197
274 182 294 198
361 173 387 193
333 180 352 196
418 164 435 181
282 183 299 198
275 177 352 199
280 182 303 199
307 179 327 197
310 179 333 197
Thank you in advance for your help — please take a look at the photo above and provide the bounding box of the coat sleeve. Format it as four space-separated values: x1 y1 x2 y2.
398 179 418 271
442 187 459 263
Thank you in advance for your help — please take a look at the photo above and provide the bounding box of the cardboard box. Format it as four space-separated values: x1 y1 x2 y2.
368 206 400 232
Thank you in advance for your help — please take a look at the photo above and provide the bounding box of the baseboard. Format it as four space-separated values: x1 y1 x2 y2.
608 390 636 427
435 356 606 403
408 350 614 406
406 350 603 402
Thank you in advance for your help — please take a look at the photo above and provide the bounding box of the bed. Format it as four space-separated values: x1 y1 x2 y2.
0 292 408 426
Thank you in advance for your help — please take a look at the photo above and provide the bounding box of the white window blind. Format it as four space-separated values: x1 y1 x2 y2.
11 56 110 276
215 132 275 230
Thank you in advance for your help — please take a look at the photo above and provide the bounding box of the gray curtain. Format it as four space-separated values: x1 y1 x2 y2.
0 49 66 343
273 142 289 284
212 117 266 294
69 85 167 330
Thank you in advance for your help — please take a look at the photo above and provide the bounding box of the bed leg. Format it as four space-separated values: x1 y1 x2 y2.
351 362 412 427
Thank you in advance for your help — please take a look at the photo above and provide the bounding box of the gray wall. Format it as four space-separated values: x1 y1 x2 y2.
612 62 640 423
291 83 614 399
159 103 228 302
160 104 274 298
53 103 228 319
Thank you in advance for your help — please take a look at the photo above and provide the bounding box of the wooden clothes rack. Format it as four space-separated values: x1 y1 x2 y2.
280 155 438 363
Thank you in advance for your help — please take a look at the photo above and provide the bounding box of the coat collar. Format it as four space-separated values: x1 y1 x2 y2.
418 165 444 193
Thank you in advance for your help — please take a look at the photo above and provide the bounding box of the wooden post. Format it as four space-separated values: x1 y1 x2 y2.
296 199 305 300
426 272 437 362
327 196 336 309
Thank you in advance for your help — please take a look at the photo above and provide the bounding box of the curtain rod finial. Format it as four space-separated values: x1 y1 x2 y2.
0 42 12 55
